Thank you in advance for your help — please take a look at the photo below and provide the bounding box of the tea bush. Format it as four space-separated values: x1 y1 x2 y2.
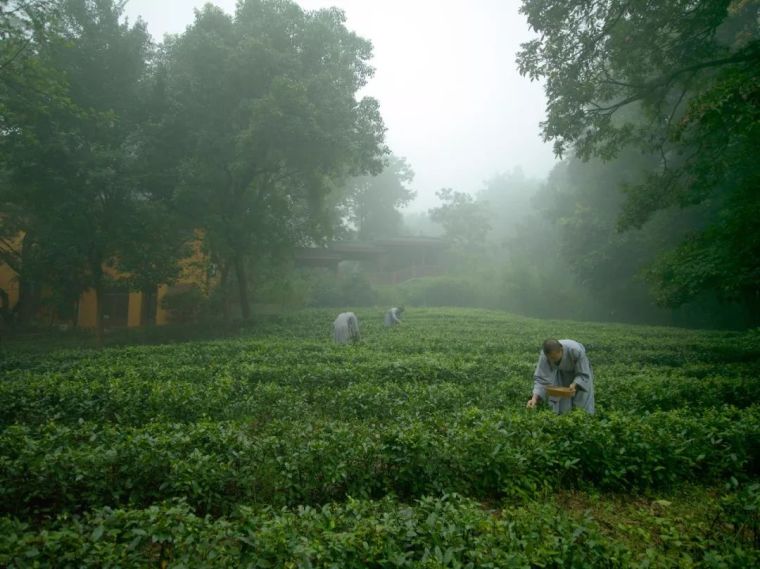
0 308 757 566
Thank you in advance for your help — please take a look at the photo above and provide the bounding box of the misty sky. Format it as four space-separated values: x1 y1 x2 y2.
123 0 557 211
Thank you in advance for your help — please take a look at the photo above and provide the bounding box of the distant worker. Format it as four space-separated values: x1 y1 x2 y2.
334 312 361 344
526 338 595 415
384 306 405 327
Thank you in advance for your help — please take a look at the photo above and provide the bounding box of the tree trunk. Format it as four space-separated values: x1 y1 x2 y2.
15 278 40 326
95 280 104 347
91 253 104 347
15 232 40 326
140 286 156 326
73 298 80 328
0 288 10 329
220 262 231 322
233 254 251 321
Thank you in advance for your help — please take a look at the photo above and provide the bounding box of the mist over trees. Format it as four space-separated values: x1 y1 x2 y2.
343 155 415 241
1 0 757 331
406 0 758 328
516 0 759 326
1 0 388 334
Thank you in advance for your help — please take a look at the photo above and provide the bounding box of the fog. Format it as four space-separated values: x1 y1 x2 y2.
2 0 753 334
123 0 557 211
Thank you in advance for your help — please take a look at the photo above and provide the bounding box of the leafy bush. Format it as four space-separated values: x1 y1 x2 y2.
160 286 214 324
1 307 758 564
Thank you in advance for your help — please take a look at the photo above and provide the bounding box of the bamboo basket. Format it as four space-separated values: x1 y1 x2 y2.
546 386 574 398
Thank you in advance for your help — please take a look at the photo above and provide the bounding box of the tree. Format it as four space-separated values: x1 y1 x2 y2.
0 1 60 76
344 154 415 240
1 1 63 321
538 153 715 323
429 188 491 254
518 0 760 322
0 0 186 339
476 167 540 244
160 0 386 320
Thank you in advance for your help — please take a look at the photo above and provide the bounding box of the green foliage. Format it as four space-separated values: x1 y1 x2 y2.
159 0 387 319
0 0 388 327
428 189 491 257
160 286 219 325
2 491 757 568
0 308 758 560
0 496 672 568
517 0 757 160
517 0 760 315
0 0 188 334
343 155 416 240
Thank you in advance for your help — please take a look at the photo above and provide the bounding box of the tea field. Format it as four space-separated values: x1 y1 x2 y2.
1 308 758 567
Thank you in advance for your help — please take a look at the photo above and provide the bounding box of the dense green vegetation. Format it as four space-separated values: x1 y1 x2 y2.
402 1 759 329
3 1 757 334
517 0 759 322
0 0 387 334
1 308 758 566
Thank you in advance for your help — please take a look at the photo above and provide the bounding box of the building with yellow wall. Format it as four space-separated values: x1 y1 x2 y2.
0 231 214 329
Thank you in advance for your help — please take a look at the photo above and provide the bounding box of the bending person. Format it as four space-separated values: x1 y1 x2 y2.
527 338 595 415
384 306 405 327
334 312 360 344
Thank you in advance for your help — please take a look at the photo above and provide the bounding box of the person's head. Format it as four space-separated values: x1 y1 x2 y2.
542 338 563 365
397 306 405 314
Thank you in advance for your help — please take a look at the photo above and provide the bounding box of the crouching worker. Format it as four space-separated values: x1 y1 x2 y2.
334 312 360 344
384 306 405 327
526 338 595 415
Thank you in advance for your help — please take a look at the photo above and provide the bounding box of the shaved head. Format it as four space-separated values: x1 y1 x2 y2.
542 338 562 355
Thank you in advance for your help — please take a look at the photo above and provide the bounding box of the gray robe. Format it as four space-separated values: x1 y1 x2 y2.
334 312 360 344
384 307 402 327
532 339 595 414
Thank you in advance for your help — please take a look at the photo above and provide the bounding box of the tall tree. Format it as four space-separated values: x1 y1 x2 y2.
476 167 540 244
161 0 386 320
0 0 64 320
539 153 720 323
429 188 491 255
0 1 59 76
518 0 760 323
0 0 185 339
344 154 415 240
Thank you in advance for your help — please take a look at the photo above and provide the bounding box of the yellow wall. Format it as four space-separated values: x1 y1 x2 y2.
78 290 98 328
77 291 147 328
0 232 22 308
127 292 142 327
0 263 19 307
4 230 213 328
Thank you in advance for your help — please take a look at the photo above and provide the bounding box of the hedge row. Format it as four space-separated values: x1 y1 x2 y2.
1 356 752 427
3 490 759 569
2 407 758 519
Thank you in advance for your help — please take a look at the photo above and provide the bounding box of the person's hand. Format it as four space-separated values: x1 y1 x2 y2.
569 383 577 396
526 395 539 409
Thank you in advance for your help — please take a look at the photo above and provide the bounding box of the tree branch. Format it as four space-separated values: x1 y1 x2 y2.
587 46 759 116
0 38 32 72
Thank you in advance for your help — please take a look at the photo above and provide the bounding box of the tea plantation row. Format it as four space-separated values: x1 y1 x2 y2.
1 308 758 567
